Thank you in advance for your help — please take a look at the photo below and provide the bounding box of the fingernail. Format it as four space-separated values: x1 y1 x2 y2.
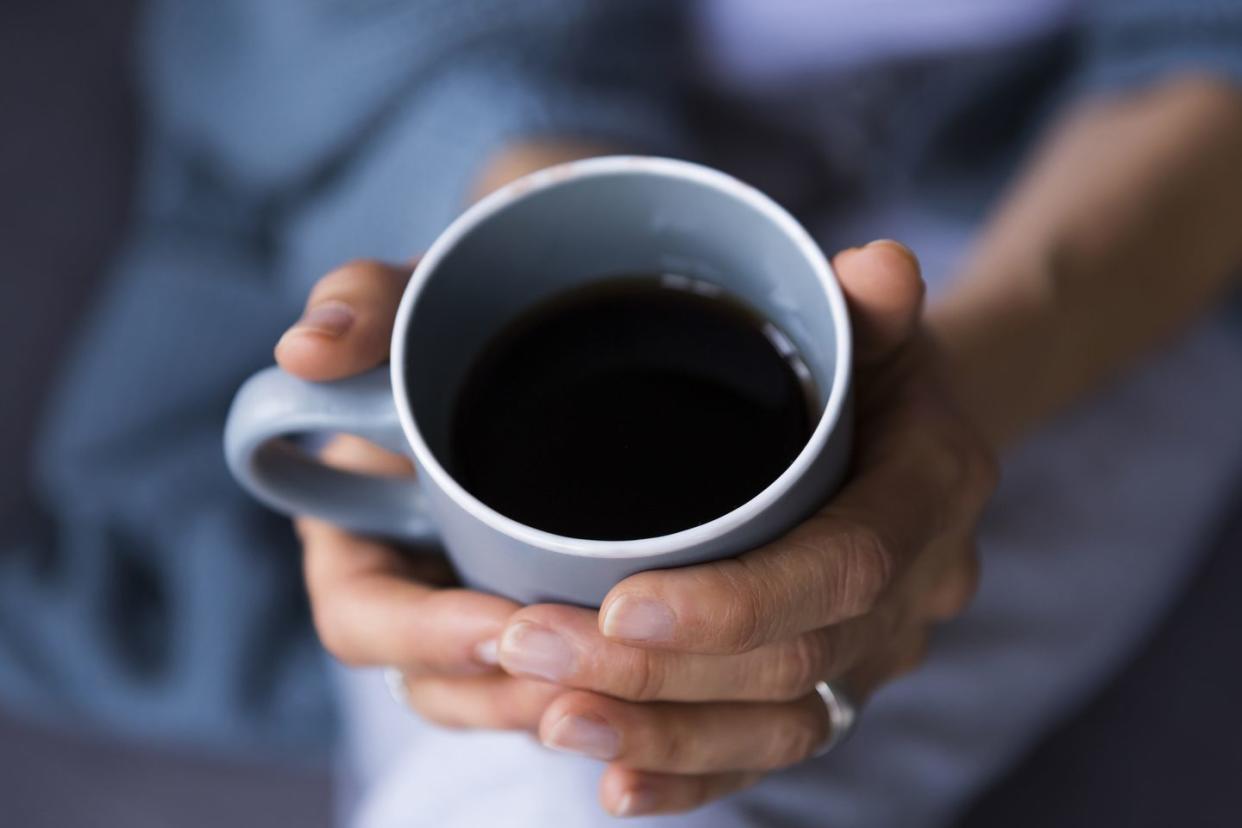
864 239 921 273
614 788 658 817
600 596 675 642
500 622 576 681
473 638 499 666
287 300 355 339
543 713 619 760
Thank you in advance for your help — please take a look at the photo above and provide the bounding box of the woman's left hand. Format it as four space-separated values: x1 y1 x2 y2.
493 241 998 817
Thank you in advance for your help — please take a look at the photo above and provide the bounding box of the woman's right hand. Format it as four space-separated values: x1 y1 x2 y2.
275 259 562 730
275 142 614 732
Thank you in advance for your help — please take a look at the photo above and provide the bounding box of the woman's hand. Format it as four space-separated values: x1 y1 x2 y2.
276 261 563 730
278 243 996 818
492 241 998 816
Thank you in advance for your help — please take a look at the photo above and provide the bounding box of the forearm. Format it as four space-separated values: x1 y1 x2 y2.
930 76 1242 450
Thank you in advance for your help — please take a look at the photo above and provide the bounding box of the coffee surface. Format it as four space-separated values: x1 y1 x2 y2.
448 275 817 540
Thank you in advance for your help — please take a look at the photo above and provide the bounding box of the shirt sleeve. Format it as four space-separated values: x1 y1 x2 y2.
464 1 693 153
1077 0 1242 92
0 0 693 757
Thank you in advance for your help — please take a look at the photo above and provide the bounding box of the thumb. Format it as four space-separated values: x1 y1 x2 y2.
832 240 925 365
275 259 412 382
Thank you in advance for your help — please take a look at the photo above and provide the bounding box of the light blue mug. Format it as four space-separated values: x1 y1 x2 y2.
224 156 852 606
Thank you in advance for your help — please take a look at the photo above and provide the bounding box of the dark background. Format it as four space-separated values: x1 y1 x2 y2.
2 2 1239 825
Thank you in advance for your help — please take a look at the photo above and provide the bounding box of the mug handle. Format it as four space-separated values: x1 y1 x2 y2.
224 366 438 543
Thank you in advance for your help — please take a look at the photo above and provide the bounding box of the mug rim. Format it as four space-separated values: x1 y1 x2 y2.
391 155 852 559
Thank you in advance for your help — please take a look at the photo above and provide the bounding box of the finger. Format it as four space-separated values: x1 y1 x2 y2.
599 501 911 654
500 604 885 702
275 259 411 381
919 538 981 621
599 400 996 655
300 516 517 674
400 673 563 732
540 690 830 775
320 431 415 475
599 766 761 818
313 434 454 586
832 240 924 365
841 623 930 699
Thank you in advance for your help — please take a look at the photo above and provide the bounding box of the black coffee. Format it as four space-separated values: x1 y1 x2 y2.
448 275 817 540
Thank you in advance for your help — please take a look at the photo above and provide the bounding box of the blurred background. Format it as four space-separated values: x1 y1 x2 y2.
2 1 1240 826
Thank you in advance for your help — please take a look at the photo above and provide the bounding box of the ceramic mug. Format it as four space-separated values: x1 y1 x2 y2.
224 156 852 606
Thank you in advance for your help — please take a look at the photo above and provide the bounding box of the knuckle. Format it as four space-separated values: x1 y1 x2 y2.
542 691 591 736
766 634 826 700
761 710 821 768
893 404 969 492
621 651 666 702
927 547 981 620
655 715 691 767
716 561 770 653
912 405 999 518
836 525 896 618
541 692 577 725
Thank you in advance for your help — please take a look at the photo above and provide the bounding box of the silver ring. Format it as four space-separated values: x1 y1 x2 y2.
384 667 410 708
813 680 858 757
